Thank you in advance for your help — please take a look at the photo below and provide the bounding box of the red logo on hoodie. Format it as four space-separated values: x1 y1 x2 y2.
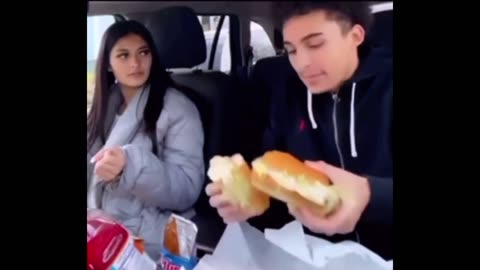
299 119 306 131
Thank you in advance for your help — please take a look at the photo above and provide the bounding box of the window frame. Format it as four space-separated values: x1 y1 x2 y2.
196 13 242 74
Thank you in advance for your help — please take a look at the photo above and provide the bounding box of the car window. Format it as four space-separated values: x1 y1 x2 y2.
194 15 231 73
87 15 116 112
250 21 275 65
194 17 276 72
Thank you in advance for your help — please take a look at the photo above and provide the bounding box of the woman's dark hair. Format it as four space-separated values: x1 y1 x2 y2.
274 1 374 35
87 20 174 153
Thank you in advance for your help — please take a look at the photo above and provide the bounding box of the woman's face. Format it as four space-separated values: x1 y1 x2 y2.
109 34 152 90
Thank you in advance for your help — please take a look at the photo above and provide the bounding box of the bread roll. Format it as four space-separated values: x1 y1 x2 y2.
251 151 341 216
207 154 270 214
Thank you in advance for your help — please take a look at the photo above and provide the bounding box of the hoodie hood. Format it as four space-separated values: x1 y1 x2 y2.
306 46 391 159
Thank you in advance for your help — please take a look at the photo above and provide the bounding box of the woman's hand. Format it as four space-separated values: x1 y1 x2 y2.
91 146 126 182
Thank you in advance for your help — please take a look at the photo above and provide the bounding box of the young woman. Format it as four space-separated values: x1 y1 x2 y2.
87 20 204 260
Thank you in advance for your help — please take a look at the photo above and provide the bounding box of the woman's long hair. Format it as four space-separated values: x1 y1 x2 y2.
87 20 174 153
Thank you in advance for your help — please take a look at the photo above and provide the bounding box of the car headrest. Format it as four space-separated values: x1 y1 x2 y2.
145 6 207 69
368 10 393 50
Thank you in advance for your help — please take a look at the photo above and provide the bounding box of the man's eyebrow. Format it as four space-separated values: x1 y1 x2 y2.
284 32 324 47
300 32 324 42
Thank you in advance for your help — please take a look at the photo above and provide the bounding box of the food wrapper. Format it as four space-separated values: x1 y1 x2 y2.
159 214 199 270
87 209 157 270
194 221 392 270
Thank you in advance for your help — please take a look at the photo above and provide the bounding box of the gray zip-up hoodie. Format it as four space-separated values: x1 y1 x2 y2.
87 85 205 261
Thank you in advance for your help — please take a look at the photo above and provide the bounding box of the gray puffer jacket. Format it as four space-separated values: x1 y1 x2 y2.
87 86 205 261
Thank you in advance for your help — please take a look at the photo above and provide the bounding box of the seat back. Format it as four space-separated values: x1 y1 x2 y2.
369 3 393 51
246 55 296 155
145 6 248 216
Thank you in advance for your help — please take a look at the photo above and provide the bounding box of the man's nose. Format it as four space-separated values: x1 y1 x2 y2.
294 50 312 71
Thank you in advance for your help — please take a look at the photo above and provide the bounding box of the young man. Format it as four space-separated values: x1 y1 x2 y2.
206 1 393 259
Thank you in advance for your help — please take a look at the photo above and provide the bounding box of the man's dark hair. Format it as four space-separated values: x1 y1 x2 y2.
274 1 374 35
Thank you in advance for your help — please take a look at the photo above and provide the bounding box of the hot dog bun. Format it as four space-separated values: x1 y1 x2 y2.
207 154 270 214
251 151 341 216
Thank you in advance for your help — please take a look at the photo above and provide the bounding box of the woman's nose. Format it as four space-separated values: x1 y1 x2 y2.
130 56 140 68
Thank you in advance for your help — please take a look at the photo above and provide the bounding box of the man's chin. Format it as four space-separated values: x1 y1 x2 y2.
306 85 331 94
304 80 338 94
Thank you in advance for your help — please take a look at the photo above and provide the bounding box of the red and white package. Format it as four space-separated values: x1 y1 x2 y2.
87 209 157 270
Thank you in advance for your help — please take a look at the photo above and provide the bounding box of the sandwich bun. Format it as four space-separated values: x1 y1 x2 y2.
251 151 341 216
207 154 270 214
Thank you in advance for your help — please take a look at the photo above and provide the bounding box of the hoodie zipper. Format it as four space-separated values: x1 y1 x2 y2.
333 92 360 243
334 91 362 244
332 93 345 168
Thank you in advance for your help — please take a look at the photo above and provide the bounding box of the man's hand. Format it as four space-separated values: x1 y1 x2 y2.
205 182 263 223
91 147 126 182
288 161 370 236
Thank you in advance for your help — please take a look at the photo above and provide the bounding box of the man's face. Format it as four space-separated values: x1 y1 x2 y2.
283 10 365 93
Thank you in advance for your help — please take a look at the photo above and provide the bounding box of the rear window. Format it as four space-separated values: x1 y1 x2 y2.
195 15 231 73
194 16 275 72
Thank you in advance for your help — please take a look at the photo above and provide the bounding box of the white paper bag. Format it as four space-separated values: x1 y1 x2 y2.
194 221 392 270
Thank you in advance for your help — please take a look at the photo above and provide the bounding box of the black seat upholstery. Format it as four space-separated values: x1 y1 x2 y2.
247 55 296 155
369 9 393 51
145 6 253 250
145 6 206 70
145 6 248 163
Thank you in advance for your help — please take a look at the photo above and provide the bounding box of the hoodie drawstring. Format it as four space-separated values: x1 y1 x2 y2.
307 91 318 129
306 82 358 158
350 82 358 158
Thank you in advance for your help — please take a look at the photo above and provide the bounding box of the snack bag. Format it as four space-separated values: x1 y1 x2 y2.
158 214 199 270
87 209 157 270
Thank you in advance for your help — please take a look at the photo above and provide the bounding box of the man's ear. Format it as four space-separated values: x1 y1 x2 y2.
350 24 366 46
